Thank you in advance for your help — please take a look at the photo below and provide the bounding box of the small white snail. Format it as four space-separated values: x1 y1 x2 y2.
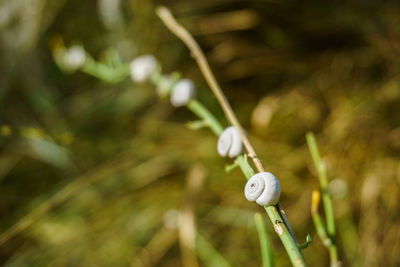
244 172 281 206
64 45 86 70
130 55 158 82
170 79 195 107
217 126 244 158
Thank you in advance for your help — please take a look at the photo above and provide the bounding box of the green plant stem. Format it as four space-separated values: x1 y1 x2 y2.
254 213 275 267
264 206 306 267
306 133 335 236
328 241 339 267
187 100 223 136
311 209 331 248
81 58 130 83
235 154 255 179
306 133 339 267
277 202 297 244
184 97 307 267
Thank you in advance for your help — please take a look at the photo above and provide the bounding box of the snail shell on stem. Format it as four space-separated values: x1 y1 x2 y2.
130 55 158 82
217 126 244 158
64 45 86 70
170 79 195 107
245 172 281 206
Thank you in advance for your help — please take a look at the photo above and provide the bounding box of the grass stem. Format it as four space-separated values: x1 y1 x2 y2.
254 213 275 267
306 132 339 267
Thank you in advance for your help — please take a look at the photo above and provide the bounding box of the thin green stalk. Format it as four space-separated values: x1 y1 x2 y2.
254 213 275 267
81 58 130 83
187 100 223 136
235 154 255 179
277 202 297 244
264 206 306 267
311 214 330 246
311 190 331 248
306 132 339 267
329 243 339 267
306 133 335 236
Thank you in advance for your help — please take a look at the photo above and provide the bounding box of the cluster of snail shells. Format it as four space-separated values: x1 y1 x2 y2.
245 172 280 206
130 56 280 207
130 55 196 106
217 126 244 158
170 79 195 107
130 55 158 82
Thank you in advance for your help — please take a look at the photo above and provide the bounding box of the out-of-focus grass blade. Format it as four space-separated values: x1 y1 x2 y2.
27 138 72 168
254 213 274 267
196 233 231 267
203 206 255 228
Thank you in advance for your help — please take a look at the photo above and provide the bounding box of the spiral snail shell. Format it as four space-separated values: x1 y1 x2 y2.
217 126 244 158
244 172 281 206
130 55 158 82
170 79 195 107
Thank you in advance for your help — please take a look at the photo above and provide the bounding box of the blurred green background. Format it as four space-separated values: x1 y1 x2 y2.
0 0 399 266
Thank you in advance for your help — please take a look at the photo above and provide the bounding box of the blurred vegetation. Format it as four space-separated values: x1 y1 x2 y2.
0 0 400 266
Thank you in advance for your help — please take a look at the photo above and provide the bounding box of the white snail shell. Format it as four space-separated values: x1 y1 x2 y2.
245 172 281 206
64 45 86 70
130 55 158 82
170 79 195 107
217 126 244 158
